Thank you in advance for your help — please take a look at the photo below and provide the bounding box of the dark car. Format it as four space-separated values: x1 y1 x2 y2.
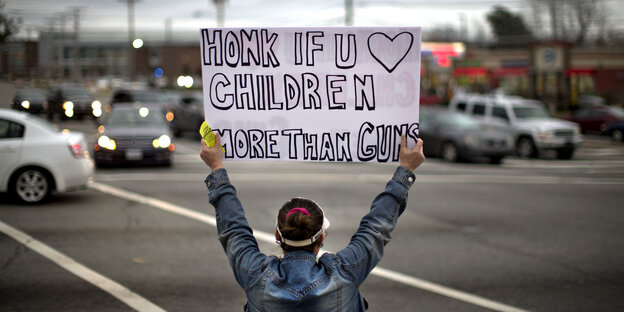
418 107 515 164
602 121 624 142
110 88 177 128
565 105 624 134
47 85 102 120
94 104 175 167
11 88 47 114
169 91 205 137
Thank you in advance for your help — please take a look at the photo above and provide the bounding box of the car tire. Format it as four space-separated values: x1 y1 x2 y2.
556 148 575 160
10 168 53 204
516 137 538 158
441 142 459 162
612 129 624 142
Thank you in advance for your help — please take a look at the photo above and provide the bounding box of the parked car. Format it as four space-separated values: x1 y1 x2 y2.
0 109 93 204
47 84 102 120
564 105 624 134
94 103 175 167
602 121 624 142
449 92 582 159
11 88 48 114
169 91 205 137
418 106 515 164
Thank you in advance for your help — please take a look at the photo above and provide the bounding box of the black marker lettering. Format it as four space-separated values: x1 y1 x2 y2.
334 34 356 69
326 75 346 110
210 73 233 110
234 74 254 109
261 29 280 67
303 133 318 160
302 73 321 110
319 133 335 161
283 74 301 110
282 129 303 159
201 29 223 66
306 31 324 66
357 122 375 161
240 29 260 66
354 74 375 111
336 132 352 161
224 31 240 67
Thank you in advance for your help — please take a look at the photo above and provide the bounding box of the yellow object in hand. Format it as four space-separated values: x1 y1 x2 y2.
199 121 225 152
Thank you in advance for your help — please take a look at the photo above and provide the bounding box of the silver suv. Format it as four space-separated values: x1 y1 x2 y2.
449 93 582 159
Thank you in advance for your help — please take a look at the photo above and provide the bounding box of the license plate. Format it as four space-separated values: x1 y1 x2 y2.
125 149 143 160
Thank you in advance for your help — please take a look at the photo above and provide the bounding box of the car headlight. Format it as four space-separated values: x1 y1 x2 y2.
536 131 549 141
91 100 102 109
153 135 171 148
63 101 74 110
21 100 30 109
97 135 116 150
463 134 480 147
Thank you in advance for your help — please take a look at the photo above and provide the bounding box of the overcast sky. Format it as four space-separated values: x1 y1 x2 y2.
5 0 624 42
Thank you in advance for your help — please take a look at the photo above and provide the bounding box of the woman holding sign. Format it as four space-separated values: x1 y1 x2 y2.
200 134 425 311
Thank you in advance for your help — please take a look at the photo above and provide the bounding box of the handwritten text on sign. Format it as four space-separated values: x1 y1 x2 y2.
199 27 421 162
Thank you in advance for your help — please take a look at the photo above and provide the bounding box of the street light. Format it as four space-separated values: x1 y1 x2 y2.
132 38 144 49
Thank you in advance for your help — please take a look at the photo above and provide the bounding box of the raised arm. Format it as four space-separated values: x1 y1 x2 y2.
334 136 424 286
201 135 267 289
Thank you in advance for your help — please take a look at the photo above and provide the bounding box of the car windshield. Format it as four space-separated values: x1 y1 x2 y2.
106 107 167 127
18 89 46 101
513 106 550 119
607 106 624 118
63 87 90 97
132 91 168 103
436 111 480 130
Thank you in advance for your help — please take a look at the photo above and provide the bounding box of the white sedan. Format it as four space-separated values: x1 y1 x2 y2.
0 109 93 203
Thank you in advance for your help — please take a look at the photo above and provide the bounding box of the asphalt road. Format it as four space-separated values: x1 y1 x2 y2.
1 83 624 311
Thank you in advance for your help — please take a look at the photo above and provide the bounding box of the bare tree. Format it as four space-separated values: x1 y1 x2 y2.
0 0 21 44
529 0 607 46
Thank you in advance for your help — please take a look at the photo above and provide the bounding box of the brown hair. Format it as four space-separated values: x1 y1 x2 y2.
277 197 324 253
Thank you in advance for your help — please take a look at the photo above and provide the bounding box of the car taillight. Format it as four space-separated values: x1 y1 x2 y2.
69 142 86 158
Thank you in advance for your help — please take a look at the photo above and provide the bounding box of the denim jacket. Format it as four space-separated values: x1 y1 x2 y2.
205 166 416 312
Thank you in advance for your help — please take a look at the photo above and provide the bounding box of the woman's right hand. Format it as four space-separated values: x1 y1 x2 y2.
200 134 224 171
399 135 425 171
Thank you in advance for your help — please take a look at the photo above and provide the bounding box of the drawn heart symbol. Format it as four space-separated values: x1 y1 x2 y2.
367 32 414 73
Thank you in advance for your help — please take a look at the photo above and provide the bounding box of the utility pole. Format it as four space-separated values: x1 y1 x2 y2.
211 0 226 27
345 0 353 26
165 17 172 44
56 12 67 79
120 0 140 81
70 6 83 83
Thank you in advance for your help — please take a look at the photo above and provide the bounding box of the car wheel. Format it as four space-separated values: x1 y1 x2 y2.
516 137 538 158
556 148 575 160
441 142 459 162
11 168 53 204
612 129 624 142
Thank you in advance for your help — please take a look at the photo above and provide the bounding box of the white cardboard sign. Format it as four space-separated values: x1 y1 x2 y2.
199 27 421 162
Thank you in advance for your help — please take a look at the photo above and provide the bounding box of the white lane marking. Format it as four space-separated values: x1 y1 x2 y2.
94 172 624 185
90 182 530 312
0 219 167 312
